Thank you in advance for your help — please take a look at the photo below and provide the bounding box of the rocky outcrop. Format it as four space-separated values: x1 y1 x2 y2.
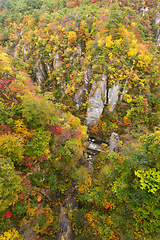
23 46 28 62
35 59 45 87
53 52 61 70
84 69 92 87
141 6 149 17
156 29 160 46
86 74 107 125
74 88 87 110
74 69 92 109
155 12 160 46
109 132 119 152
155 12 160 25
108 83 119 111
120 80 128 102
87 142 102 152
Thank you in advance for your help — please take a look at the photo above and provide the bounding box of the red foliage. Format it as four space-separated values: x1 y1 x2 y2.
0 75 11 89
4 125 12 133
125 122 132 126
18 193 25 201
2 209 12 220
5 19 8 26
119 156 123 164
0 124 12 135
91 125 98 135
8 72 35 95
46 125 57 136
46 125 63 135
77 130 82 139
38 20 41 28
56 126 62 133
58 53 62 60
103 200 113 210
19 156 35 168
91 0 97 3
40 154 49 162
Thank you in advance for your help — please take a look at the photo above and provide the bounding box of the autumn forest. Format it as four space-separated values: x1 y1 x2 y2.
0 0 160 239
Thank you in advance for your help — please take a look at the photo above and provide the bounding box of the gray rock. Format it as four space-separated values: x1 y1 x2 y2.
155 11 160 25
46 63 51 75
108 83 119 112
76 43 82 57
35 59 44 87
36 70 44 87
141 6 149 17
23 46 28 62
109 132 119 152
84 69 92 87
155 12 160 46
60 82 67 95
74 88 87 110
53 51 61 70
88 161 94 172
120 80 128 102
86 74 107 125
156 28 160 46
87 143 102 152
74 69 92 110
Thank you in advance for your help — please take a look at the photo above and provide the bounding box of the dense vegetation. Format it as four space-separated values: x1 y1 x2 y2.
0 0 160 239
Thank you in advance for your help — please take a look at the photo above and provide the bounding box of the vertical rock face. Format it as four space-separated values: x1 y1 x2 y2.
156 29 160 46
74 69 92 110
36 70 44 87
109 132 119 152
53 51 61 70
74 88 87 110
35 59 44 87
108 84 119 112
23 46 28 62
120 80 128 102
86 74 107 125
76 43 82 60
155 12 160 46
155 12 160 25
84 69 92 87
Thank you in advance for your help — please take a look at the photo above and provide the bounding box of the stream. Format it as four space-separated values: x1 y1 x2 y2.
57 133 119 240
57 137 106 240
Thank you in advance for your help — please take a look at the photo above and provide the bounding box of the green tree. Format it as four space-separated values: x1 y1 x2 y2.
0 157 22 212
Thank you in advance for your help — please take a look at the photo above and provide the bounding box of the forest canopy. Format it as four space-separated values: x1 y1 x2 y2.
0 0 160 239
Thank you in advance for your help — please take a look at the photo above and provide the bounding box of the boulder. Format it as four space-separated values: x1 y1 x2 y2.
109 132 119 152
87 142 102 152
